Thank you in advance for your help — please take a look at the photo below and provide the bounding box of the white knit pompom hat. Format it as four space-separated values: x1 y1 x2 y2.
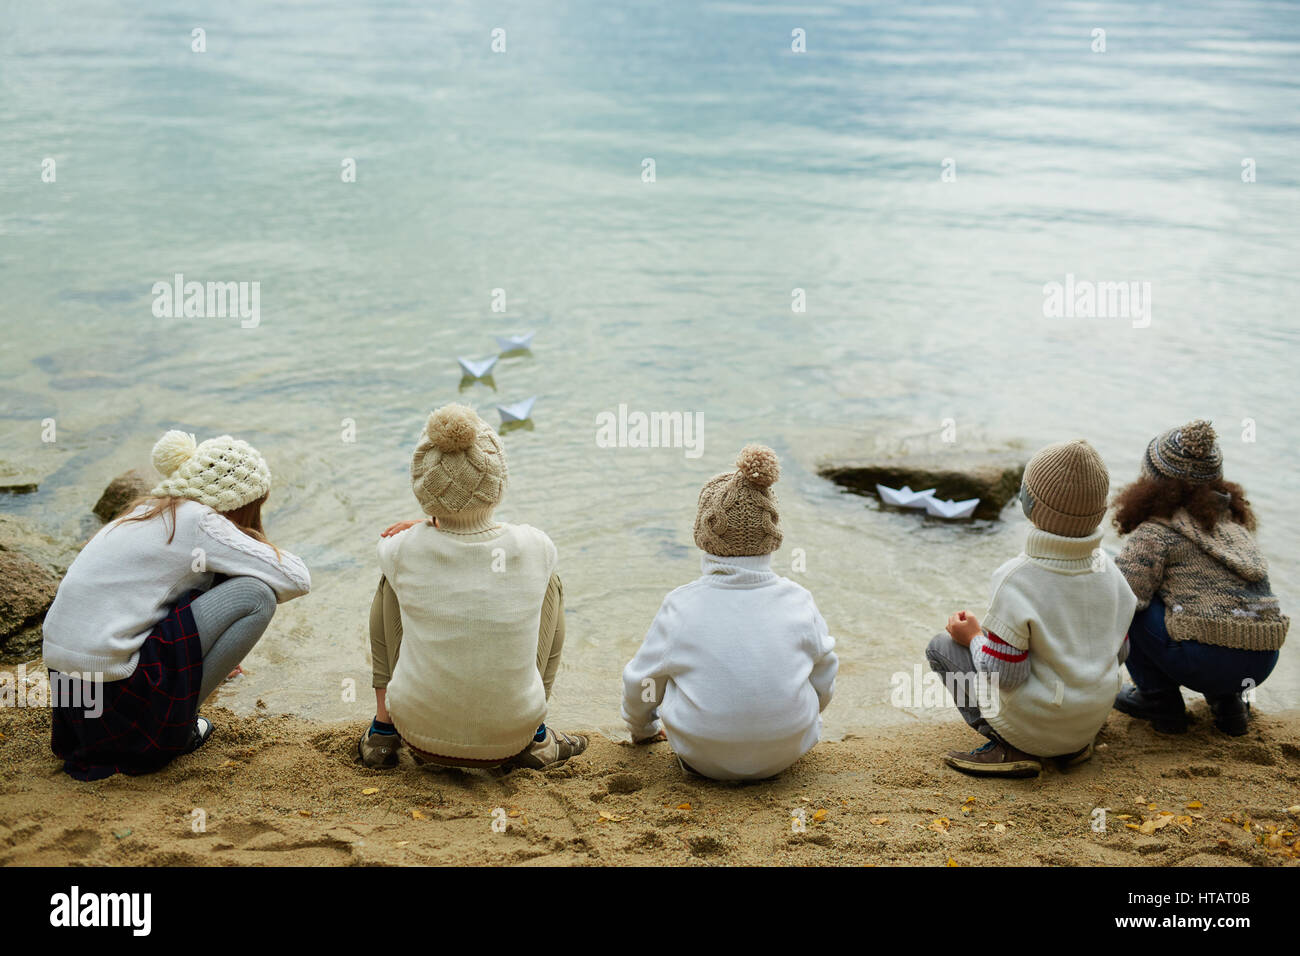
149 429 272 512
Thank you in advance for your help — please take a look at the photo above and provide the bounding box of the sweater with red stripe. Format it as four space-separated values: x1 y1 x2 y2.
974 527 1137 756
970 630 1129 690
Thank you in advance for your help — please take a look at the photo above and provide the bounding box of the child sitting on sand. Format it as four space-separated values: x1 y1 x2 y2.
42 430 311 780
621 445 838 781
358 404 586 771
926 439 1136 778
1111 420 1288 736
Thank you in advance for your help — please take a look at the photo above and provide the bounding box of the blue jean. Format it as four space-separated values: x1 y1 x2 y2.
1125 596 1279 700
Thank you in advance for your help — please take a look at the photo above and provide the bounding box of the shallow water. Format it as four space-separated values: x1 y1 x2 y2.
2 0 1298 737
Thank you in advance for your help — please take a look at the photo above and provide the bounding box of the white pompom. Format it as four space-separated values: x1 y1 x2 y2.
152 430 197 477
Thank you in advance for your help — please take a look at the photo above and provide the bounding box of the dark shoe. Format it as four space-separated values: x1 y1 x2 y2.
1207 693 1250 736
184 716 215 754
1114 684 1188 734
1056 741 1094 769
944 740 1041 778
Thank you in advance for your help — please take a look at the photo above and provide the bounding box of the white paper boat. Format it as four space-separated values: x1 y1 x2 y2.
923 496 980 519
496 396 536 423
457 355 498 379
875 484 937 508
495 331 535 352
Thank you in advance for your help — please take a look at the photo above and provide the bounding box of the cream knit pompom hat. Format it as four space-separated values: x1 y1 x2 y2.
149 429 272 512
693 444 783 557
410 404 508 519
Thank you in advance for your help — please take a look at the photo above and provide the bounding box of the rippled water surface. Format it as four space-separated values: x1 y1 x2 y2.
2 1 1298 733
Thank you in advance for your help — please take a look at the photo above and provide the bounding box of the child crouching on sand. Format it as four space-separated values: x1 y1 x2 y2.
621 445 838 781
1112 420 1288 736
358 404 586 771
926 439 1136 778
42 430 311 780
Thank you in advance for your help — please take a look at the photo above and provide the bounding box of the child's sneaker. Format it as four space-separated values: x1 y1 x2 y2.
1207 694 1250 736
1114 684 1188 734
358 724 401 768
944 739 1042 778
507 727 588 770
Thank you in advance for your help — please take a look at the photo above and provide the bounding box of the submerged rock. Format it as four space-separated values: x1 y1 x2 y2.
93 469 152 522
819 449 1026 520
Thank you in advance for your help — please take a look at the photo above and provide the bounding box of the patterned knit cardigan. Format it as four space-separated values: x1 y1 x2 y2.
1115 510 1288 652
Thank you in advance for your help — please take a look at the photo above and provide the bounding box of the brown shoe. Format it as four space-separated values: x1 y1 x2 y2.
357 726 400 769
944 740 1041 778
506 727 588 770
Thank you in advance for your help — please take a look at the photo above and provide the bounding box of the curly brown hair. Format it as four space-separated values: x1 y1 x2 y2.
1112 474 1255 535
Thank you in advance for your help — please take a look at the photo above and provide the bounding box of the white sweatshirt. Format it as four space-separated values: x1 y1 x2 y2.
981 528 1137 757
42 499 311 680
379 519 558 762
621 553 838 781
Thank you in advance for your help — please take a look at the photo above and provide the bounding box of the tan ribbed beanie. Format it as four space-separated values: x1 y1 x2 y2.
410 404 507 519
693 445 782 557
1019 439 1109 537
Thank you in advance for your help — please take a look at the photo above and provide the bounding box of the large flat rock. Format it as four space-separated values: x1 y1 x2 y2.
819 447 1027 520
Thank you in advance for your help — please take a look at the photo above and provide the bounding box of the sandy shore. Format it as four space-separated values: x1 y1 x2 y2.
2 697 1298 867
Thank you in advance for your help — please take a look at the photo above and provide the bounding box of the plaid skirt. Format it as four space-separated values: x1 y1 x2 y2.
50 591 205 781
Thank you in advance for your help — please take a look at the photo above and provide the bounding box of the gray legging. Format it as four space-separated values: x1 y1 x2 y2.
190 577 277 703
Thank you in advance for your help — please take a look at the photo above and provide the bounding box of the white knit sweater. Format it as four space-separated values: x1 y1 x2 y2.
621 554 838 780
982 529 1137 756
379 517 558 762
42 499 311 680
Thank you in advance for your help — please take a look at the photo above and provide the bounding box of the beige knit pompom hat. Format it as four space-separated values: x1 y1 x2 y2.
693 444 783 557
1019 438 1109 538
149 429 272 512
410 404 507 519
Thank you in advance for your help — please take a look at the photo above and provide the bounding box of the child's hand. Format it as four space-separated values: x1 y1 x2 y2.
633 729 668 745
946 610 982 646
381 519 424 538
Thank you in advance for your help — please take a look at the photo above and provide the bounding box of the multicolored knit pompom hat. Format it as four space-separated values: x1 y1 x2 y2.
1142 419 1223 483
693 444 782 557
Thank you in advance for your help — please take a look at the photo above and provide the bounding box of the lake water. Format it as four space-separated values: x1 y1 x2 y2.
2 0 1298 736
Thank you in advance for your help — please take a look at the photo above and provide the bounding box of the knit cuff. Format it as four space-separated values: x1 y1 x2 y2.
981 613 1028 651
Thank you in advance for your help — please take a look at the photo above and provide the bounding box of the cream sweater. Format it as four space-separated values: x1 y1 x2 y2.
42 499 311 680
982 529 1137 757
621 554 838 781
379 517 558 762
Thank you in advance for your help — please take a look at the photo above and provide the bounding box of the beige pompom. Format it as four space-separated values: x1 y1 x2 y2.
735 444 780 489
152 430 197 477
1179 419 1217 457
425 404 480 453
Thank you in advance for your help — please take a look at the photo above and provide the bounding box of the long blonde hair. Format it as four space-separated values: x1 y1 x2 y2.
112 493 280 556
